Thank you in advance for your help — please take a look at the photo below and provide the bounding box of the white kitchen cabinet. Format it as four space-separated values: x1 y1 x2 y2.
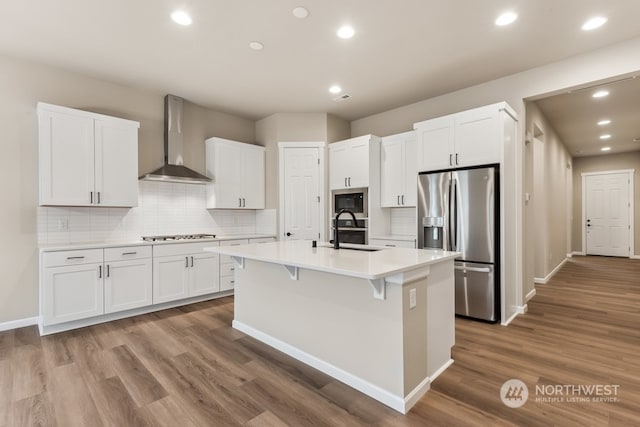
104 246 152 314
42 249 105 326
369 238 416 248
38 102 140 207
414 103 510 172
380 131 417 207
152 242 221 304
329 135 371 190
205 137 265 209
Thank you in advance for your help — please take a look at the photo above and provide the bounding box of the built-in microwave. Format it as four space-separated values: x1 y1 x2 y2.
332 188 368 218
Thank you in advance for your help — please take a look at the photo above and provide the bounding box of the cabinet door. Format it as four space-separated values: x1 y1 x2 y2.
380 137 404 207
189 253 220 296
38 110 95 206
348 139 370 188
94 118 139 207
104 258 152 313
329 142 349 190
153 255 189 304
208 141 243 208
43 263 104 325
454 106 500 167
242 147 265 209
402 135 418 207
415 116 454 172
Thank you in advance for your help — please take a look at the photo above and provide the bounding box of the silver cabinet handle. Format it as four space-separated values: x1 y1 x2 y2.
454 265 491 273
185 257 189 267
401 194 405 205
106 264 110 278
242 198 246 207
238 198 242 207
230 280 235 284
348 177 351 187
397 195 400 205
122 252 137 255
98 265 102 278
344 177 347 187
190 256 194 267
97 191 101 204
66 256 85 260
455 153 459 165
385 244 396 247
90 192 93 204
230 267 235 271
449 154 452 166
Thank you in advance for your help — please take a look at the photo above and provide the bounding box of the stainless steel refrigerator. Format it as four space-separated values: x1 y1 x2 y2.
417 166 499 322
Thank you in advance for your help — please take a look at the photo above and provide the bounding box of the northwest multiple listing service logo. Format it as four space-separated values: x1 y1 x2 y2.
500 379 529 408
500 379 621 408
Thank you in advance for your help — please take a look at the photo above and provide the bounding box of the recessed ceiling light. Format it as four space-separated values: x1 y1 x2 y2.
495 11 518 26
582 16 607 31
592 90 609 98
600 134 611 140
249 41 264 50
329 85 342 94
171 10 192 26
597 119 611 126
337 25 355 39
601 146 611 152
292 7 309 18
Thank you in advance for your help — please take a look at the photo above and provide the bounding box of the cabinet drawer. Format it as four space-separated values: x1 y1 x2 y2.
369 238 416 249
43 248 103 267
153 241 220 257
220 262 236 277
220 275 235 292
219 239 249 246
104 245 151 262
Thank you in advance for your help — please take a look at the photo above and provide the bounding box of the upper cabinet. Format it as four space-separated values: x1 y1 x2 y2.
380 131 417 207
205 137 265 209
329 135 373 190
414 103 514 172
38 102 140 207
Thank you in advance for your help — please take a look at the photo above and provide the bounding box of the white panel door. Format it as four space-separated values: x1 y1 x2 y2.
283 147 320 241
189 253 220 296
43 263 104 325
242 146 266 209
454 106 500 167
104 258 152 314
380 137 404 207
94 118 139 207
585 173 630 257
39 110 95 206
153 255 190 303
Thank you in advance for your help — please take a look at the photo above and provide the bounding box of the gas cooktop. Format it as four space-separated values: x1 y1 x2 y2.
141 234 216 242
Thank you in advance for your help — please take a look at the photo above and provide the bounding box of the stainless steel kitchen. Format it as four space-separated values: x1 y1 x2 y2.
1 1 640 426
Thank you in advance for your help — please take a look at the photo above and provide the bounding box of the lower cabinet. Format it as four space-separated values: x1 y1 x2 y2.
152 241 220 304
104 247 153 314
219 239 249 291
369 238 416 248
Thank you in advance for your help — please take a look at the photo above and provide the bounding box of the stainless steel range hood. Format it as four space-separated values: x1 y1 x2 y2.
139 95 212 184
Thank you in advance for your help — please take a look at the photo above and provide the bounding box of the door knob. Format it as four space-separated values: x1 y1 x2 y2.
286 232 293 237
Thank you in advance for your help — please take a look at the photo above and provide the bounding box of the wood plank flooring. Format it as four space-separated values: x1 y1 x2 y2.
1 255 639 426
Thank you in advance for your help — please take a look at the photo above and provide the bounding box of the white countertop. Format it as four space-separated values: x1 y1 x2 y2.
38 234 276 252
204 240 460 280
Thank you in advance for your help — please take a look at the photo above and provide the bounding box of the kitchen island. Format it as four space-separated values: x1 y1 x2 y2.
204 240 460 413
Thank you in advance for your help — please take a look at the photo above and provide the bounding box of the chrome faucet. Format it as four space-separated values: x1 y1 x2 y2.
334 209 358 249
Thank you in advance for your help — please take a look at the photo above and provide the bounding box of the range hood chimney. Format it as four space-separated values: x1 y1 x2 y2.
139 95 212 184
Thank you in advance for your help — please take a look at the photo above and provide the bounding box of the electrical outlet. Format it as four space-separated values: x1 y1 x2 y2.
57 219 69 231
409 288 417 309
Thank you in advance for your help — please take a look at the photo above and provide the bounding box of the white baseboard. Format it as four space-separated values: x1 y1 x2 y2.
233 320 425 414
631 255 640 260
533 258 568 285
566 253 573 258
0 316 39 332
501 311 519 326
525 288 536 302
429 359 454 382
572 251 586 256
515 305 528 314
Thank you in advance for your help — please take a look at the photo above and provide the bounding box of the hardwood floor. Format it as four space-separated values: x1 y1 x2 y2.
1 255 639 426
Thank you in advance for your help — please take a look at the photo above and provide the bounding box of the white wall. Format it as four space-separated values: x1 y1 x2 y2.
351 35 640 308
0 54 255 324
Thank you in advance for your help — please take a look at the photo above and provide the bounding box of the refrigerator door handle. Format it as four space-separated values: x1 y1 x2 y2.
450 178 457 251
454 265 491 273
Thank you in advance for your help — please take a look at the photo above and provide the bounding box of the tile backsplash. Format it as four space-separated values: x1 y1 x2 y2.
37 181 274 245
390 207 416 236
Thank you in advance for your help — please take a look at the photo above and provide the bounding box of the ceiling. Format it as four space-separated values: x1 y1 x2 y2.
534 76 640 157
2 1 640 121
